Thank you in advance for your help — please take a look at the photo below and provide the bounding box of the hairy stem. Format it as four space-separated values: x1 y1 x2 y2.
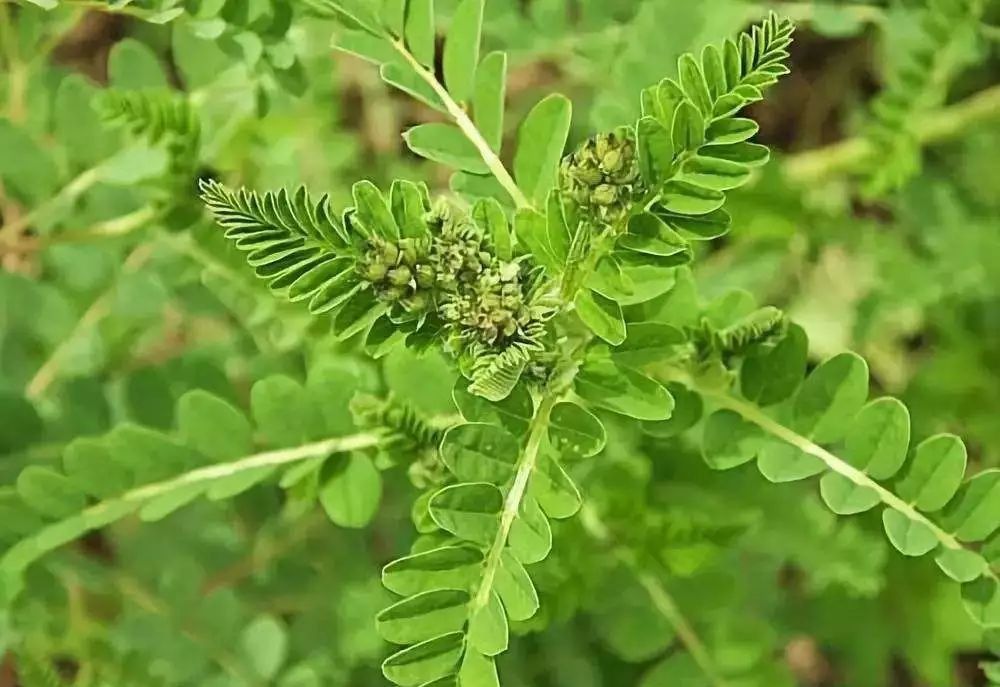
580 505 729 687
389 39 531 210
472 391 559 609
784 83 1000 182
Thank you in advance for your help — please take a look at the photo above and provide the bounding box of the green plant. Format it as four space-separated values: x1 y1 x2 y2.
3 1 1000 685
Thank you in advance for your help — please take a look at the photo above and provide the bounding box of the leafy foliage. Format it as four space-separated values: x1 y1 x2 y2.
2 1 1000 685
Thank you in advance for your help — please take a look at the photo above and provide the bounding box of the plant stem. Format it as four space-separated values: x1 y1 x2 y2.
0 206 156 255
580 505 729 687
1 430 387 581
472 391 559 609
784 83 1000 182
389 38 532 210
689 380 998 580
25 242 153 400
0 166 103 241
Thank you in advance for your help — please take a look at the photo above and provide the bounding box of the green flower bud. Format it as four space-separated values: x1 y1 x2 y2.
559 129 644 227
388 265 412 287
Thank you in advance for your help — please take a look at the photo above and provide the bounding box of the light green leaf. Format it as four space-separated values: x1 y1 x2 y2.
390 180 431 238
108 39 167 89
513 207 557 270
941 469 1000 542
575 290 626 344
471 197 512 260
612 323 686 367
636 116 673 185
621 213 688 257
428 483 503 545
251 376 324 446
333 289 388 340
381 62 446 112
658 181 724 216
706 117 759 144
548 402 605 460
642 383 703 438
575 359 673 421
670 100 705 154
382 545 484 596
962 577 1000 628
843 397 910 479
514 94 572 206
459 650 499 687
896 434 967 513
494 551 539 621
404 123 489 174
468 591 508 656
702 409 763 470
679 155 750 191
404 0 436 67
242 615 289 680
382 632 465 687
440 423 519 485
677 53 712 115
792 352 869 444
936 548 987 583
740 323 808 406
319 453 382 528
177 390 253 461
530 452 581 519
655 207 731 240
473 51 507 152
63 439 131 500
820 473 881 515
353 180 400 239
453 380 531 435
443 0 483 102
508 495 552 564
882 510 938 557
377 589 470 645
17 467 86 519
757 440 825 483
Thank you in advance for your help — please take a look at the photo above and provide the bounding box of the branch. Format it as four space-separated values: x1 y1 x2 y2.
693 382 998 582
580 505 730 687
471 390 559 610
783 83 1000 183
25 242 153 400
0 206 156 256
0 430 387 591
389 38 532 210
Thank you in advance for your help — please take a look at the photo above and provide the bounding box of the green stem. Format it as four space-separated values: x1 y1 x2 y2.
580 505 729 687
389 38 531 210
783 83 1000 182
25 242 153 400
0 165 103 240
472 391 559 610
0 206 156 255
1 430 387 581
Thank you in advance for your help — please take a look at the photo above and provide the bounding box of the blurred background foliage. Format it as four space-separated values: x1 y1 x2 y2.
0 0 998 685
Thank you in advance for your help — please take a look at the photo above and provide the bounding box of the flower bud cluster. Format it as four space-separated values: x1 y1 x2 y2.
356 203 552 352
559 130 643 226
